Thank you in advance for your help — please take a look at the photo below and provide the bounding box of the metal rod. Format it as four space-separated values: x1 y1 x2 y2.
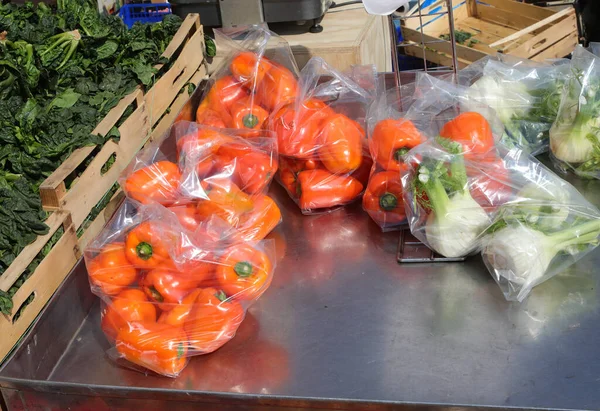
388 14 401 87
445 0 459 76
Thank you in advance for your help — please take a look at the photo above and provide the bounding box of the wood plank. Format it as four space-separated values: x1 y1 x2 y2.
459 17 517 42
489 8 574 48
144 28 205 129
508 12 577 58
531 33 578 61
403 44 470 69
478 0 554 20
161 14 201 61
77 190 124 251
0 212 72 291
403 0 464 31
412 3 469 38
403 27 489 64
466 0 477 17
477 4 539 30
148 67 208 145
92 88 143 137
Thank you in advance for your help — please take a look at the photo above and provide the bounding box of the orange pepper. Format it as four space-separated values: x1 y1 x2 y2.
216 243 272 301
196 179 254 227
177 129 234 179
196 108 227 129
230 52 272 86
101 289 157 341
439 112 495 159
319 113 364 174
88 243 138 296
167 203 202 232
371 118 423 171
256 63 298 111
363 170 406 227
352 153 374 187
116 322 188 377
269 99 331 158
183 288 244 354
205 75 249 122
229 97 269 130
175 102 193 122
297 169 363 211
237 195 282 241
216 143 277 195
124 161 181 206
278 157 321 197
125 222 173 269
157 289 203 327
141 268 210 311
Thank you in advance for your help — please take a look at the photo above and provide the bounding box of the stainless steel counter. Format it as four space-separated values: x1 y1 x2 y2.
1 170 599 411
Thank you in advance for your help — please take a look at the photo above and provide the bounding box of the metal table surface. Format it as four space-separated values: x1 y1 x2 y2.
1 173 600 411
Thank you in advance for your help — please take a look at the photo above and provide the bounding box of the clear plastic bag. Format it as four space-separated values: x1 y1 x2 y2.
362 84 425 231
268 57 375 214
190 25 299 131
481 146 600 302
84 200 276 377
550 45 600 180
120 120 281 242
458 57 570 155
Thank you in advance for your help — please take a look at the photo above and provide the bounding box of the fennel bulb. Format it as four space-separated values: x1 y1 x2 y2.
549 115 599 163
425 191 490 257
482 219 600 301
465 75 531 125
414 142 491 258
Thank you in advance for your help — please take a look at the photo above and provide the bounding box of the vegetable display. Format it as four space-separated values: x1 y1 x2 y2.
550 46 600 179
401 73 600 301
0 0 183 314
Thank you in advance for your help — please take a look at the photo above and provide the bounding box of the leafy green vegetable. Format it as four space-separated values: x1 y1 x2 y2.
440 30 474 45
205 35 216 57
0 0 183 313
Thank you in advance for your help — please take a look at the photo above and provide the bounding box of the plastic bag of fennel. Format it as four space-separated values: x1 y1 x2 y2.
481 144 600 302
550 45 600 180
459 58 569 156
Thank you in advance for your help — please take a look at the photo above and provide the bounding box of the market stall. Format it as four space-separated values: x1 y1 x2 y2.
1 0 600 410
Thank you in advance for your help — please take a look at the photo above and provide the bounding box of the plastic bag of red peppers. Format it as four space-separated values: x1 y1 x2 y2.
85 200 276 377
84 27 287 375
363 84 427 231
176 25 300 133
268 57 376 214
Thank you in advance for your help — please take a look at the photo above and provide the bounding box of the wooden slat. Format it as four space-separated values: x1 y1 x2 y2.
148 67 208 144
92 88 144 136
466 0 477 17
531 32 579 61
458 17 516 41
489 8 574 48
403 44 470 69
0 215 78 361
161 13 201 61
508 12 577 58
402 27 489 64
477 4 539 30
0 212 72 291
144 27 205 129
77 190 124 251
478 0 554 20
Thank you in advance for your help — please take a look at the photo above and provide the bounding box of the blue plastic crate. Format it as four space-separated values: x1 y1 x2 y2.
118 3 172 29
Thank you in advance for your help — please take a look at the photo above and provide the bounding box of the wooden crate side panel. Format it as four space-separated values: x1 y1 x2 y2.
531 33 579 61
0 212 72 291
403 44 470 69
507 13 578 58
0 213 78 362
410 3 469 38
77 190 125 251
477 4 539 30
144 28 206 129
148 68 208 145
404 0 464 31
402 27 490 63
478 0 554 20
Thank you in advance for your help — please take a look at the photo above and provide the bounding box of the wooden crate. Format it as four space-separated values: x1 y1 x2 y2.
0 14 208 363
401 0 579 69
